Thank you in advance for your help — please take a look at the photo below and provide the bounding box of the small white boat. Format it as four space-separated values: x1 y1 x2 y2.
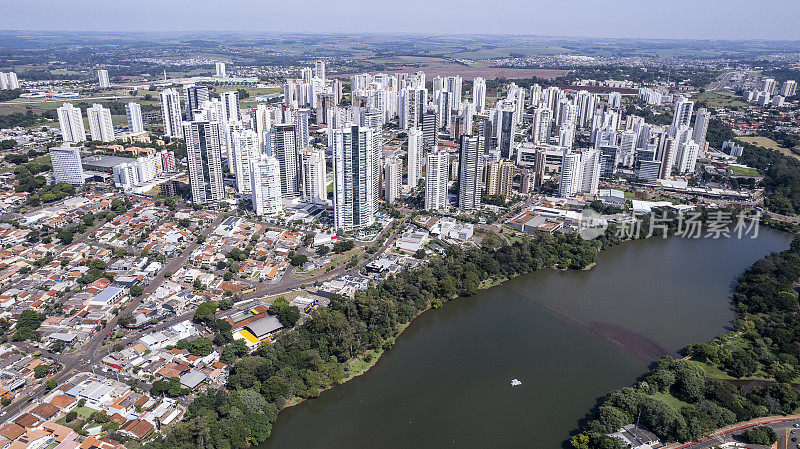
510 378 522 386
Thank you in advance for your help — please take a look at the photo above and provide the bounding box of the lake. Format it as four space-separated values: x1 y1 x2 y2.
262 230 792 448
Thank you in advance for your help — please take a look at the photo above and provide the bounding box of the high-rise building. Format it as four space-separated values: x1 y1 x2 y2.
399 87 427 129
184 85 209 118
421 110 438 151
532 108 552 144
57 103 86 144
445 76 462 106
49 144 85 185
97 70 110 88
425 150 449 211
332 125 378 231
406 127 424 189
250 156 283 216
160 88 184 138
184 121 225 204
781 80 797 97
496 104 516 159
125 102 144 134
692 108 710 152
221 90 241 122
484 159 515 198
232 129 259 194
458 135 483 210
473 77 486 114
675 140 700 174
87 104 115 142
559 149 599 197
271 124 300 197
384 157 402 204
314 60 326 80
761 78 777 95
300 148 327 204
671 97 694 133
559 150 582 197
215 62 227 78
0 72 20 90
255 104 273 152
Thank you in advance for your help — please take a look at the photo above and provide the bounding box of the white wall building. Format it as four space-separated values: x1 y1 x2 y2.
49 144 85 185
97 69 110 88
425 150 449 211
250 156 283 216
160 88 184 138
126 102 144 134
332 125 378 231
300 148 327 204
57 103 86 144
87 103 115 142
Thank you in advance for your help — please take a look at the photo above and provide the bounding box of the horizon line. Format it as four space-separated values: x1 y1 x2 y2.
1 29 800 43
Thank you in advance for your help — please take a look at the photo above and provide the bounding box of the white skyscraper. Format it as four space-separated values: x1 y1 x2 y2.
332 125 378 231
184 121 225 204
425 150 449 211
314 60 326 80
255 104 273 152
0 72 20 90
160 88 184 138
221 90 241 122
250 156 282 216
300 148 327 204
384 157 402 204
532 108 552 144
676 140 700 174
49 144 85 185
671 97 694 133
232 129 259 194
57 103 86 144
215 62 227 78
579 149 601 195
473 77 486 114
458 135 483 210
446 76 463 106
97 70 110 88
559 150 582 197
87 104 115 142
126 102 144 134
406 127 424 189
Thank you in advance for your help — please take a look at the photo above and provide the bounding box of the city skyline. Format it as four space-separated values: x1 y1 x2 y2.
2 0 800 40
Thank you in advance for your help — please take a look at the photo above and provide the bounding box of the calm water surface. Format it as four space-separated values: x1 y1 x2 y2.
262 231 792 449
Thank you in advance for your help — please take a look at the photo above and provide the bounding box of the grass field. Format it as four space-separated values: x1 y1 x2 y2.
736 136 800 161
692 90 748 108
649 392 691 413
728 166 761 176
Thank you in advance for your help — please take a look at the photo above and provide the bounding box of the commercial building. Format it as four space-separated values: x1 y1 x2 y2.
49 144 85 185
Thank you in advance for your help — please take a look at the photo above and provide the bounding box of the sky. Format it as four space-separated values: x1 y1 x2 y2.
2 0 800 40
